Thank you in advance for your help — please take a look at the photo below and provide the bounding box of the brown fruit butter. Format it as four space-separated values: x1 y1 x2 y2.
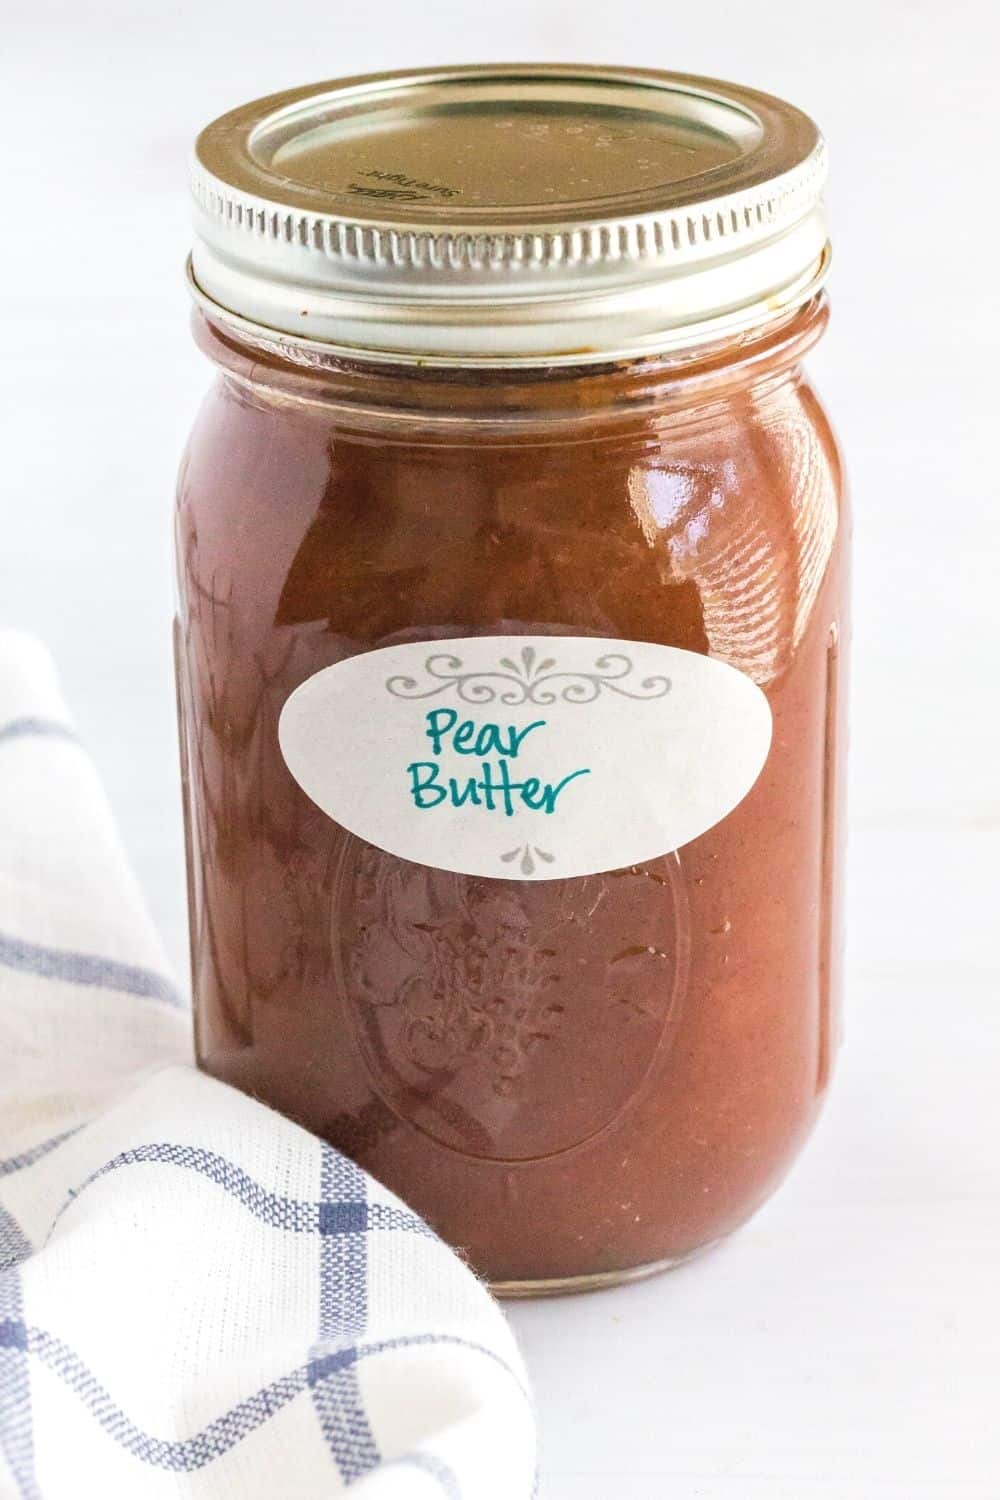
177 66 847 1292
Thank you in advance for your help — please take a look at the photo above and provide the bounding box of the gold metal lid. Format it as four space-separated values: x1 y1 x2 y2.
190 64 829 365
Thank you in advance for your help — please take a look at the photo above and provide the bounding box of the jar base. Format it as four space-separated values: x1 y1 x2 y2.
490 1239 720 1299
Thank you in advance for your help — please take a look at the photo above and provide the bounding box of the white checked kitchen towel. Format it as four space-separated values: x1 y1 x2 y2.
0 632 536 1500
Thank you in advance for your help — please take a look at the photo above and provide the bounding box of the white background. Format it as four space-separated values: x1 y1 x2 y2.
3 2 998 1495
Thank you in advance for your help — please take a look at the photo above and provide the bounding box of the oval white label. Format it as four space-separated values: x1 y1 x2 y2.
278 636 772 881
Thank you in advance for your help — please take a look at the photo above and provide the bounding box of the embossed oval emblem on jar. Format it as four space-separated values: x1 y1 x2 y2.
279 635 772 882
334 846 690 1161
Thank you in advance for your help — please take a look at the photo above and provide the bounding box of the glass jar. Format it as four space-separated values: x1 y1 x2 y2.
176 65 848 1293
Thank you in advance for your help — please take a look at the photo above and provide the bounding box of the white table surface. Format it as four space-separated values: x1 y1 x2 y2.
3 3 998 1494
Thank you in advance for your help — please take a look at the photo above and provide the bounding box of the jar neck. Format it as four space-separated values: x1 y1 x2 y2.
192 295 829 438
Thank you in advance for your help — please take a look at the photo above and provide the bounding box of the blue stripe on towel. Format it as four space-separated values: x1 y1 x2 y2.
0 718 78 748
26 1323 308 1469
43 1141 433 1239
4 1323 527 1474
309 1146 381 1480
389 1450 463 1499
0 932 181 1008
0 1210 39 1499
0 1128 80 1180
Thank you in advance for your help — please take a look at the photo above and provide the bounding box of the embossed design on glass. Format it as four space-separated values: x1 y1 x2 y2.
335 847 691 1162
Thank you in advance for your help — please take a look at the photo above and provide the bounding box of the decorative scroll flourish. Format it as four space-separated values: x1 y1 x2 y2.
386 645 671 706
500 844 555 877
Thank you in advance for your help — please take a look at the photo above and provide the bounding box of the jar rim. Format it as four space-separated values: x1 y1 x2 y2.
192 288 830 444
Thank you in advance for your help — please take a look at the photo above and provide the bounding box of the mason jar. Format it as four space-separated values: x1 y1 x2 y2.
176 64 848 1293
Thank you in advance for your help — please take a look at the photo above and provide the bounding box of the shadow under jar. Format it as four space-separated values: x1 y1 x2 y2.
177 64 848 1294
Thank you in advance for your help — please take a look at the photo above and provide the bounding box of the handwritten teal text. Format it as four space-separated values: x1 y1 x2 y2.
406 708 589 817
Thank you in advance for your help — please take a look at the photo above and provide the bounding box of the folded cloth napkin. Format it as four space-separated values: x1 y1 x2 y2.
0 633 536 1499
